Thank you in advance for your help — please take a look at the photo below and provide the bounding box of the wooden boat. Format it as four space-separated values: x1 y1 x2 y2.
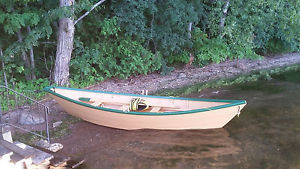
44 86 246 130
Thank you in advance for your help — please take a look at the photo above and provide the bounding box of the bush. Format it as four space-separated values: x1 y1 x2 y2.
70 18 162 87
192 28 230 66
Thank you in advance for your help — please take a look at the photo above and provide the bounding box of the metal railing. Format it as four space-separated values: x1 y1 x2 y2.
0 85 50 142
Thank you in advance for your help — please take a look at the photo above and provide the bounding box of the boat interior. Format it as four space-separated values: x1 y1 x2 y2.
50 87 230 113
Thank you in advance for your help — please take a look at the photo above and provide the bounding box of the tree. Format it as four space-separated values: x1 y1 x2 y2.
0 0 55 82
112 0 201 56
53 0 75 86
16 29 32 80
53 0 106 86
0 47 8 87
1 0 299 87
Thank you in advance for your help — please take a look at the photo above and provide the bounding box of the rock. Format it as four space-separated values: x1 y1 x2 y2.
52 121 63 128
212 91 220 94
35 139 63 152
235 61 247 70
19 111 45 125
35 139 50 149
47 143 63 152
178 73 187 78
257 60 264 66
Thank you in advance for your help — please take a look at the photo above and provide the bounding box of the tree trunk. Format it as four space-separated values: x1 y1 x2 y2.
219 0 230 37
186 22 194 67
0 48 8 87
27 26 36 80
53 0 75 86
188 22 192 39
16 29 31 80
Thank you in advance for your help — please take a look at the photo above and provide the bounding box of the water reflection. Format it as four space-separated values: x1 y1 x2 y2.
57 122 240 169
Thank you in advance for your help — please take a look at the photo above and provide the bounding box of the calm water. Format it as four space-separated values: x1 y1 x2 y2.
59 69 300 169
188 70 300 169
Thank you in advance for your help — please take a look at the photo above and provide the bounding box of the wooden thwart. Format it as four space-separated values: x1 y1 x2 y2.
91 101 102 106
150 107 161 112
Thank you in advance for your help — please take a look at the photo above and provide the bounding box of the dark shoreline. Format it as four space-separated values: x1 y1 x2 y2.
88 53 300 95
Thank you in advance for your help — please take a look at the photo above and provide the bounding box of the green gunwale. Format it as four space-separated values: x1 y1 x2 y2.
44 86 246 116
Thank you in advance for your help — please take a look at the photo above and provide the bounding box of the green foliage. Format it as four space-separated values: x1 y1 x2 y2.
14 78 49 97
99 17 120 36
167 51 190 64
152 0 199 55
1 0 300 96
112 0 157 39
70 39 162 86
0 13 40 34
221 0 300 55
192 28 230 66
0 78 49 111
160 58 174 75
112 0 203 55
265 38 292 54
70 17 162 87
112 0 298 65
0 0 62 83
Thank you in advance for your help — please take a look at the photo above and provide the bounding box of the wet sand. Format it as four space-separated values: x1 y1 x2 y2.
55 123 240 169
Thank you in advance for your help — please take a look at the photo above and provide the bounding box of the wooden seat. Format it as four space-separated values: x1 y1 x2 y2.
150 107 161 112
91 101 102 106
122 105 129 111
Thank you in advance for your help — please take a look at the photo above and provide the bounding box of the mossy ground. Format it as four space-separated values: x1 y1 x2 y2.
13 115 81 145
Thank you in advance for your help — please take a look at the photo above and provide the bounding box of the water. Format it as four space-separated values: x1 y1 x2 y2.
57 69 300 169
216 70 300 169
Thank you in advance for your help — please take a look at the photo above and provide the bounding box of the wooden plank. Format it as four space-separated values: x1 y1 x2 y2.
122 105 129 111
31 144 84 169
150 107 161 112
30 145 71 168
91 101 102 106
0 140 32 159
14 141 53 165
67 159 85 168
0 144 13 160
